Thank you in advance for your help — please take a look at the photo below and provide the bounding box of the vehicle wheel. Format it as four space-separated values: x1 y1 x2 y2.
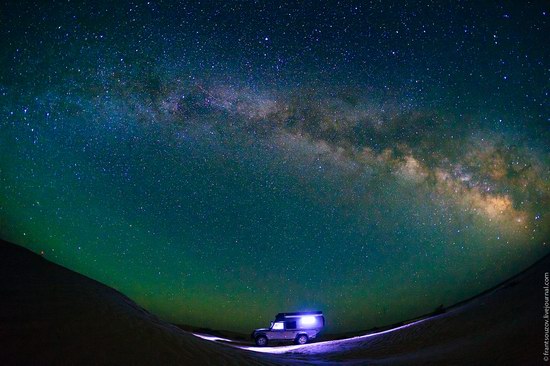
295 334 308 345
255 335 268 347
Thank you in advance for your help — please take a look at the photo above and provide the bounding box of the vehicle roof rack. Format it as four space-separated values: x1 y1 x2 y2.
275 311 323 320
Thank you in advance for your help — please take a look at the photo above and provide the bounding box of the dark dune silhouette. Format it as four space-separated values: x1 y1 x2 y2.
0 239 545 365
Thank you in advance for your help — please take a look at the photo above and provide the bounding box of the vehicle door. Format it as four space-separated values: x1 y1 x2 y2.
284 320 298 340
270 321 285 340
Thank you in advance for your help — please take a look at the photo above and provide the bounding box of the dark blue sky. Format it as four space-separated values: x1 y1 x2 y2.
1 0 549 332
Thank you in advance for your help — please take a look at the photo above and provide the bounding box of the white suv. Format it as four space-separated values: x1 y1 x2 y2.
251 311 325 346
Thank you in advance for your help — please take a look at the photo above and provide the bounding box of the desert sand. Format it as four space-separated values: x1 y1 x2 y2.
0 239 545 365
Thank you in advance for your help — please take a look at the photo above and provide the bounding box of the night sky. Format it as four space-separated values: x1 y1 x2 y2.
1 0 549 333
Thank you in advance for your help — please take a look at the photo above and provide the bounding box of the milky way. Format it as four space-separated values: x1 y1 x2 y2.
1 1 549 332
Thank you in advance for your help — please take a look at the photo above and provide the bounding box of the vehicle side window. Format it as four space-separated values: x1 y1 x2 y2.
285 321 297 330
272 322 284 330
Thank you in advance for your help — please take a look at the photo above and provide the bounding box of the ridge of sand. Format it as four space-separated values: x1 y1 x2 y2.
0 239 546 365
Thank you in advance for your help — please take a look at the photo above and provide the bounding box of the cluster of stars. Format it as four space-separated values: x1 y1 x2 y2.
0 0 548 333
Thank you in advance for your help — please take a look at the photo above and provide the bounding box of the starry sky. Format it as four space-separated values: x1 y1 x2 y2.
1 0 549 333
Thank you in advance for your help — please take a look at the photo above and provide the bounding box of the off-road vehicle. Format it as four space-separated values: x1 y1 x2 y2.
251 311 325 346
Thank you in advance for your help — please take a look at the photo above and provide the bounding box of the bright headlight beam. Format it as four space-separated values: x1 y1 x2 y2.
239 317 432 354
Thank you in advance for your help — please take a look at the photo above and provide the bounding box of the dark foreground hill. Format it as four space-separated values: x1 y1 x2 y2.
0 239 546 365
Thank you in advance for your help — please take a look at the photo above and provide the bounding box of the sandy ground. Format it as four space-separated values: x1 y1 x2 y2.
0 239 546 365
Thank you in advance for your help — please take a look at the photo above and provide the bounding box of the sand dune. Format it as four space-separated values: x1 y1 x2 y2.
0 240 279 365
0 239 545 365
